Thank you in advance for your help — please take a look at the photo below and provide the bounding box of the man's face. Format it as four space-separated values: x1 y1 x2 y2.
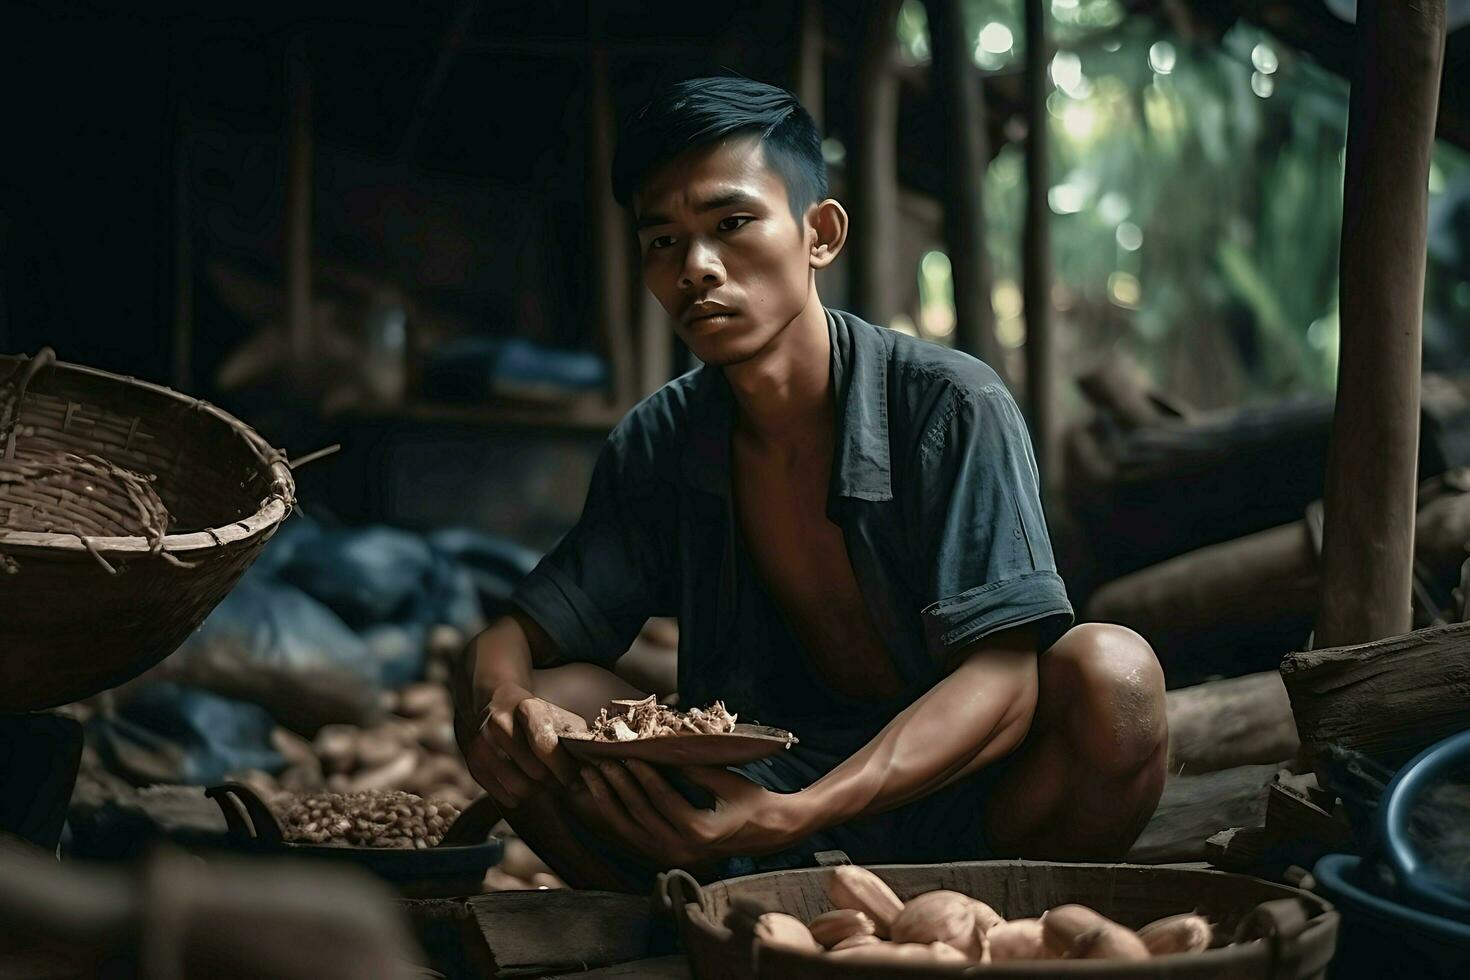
634 137 813 367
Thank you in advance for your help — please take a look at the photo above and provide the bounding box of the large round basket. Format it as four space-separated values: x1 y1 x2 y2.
0 351 294 712
658 859 1339 980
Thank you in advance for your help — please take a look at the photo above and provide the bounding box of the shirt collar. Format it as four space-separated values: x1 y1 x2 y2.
680 307 893 503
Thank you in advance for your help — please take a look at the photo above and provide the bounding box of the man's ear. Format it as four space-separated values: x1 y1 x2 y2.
806 199 848 270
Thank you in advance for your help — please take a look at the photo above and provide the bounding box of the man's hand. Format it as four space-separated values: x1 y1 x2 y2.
568 760 804 871
460 682 587 810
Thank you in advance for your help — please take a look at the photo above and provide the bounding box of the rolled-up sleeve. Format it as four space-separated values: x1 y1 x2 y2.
914 383 1073 660
510 429 673 667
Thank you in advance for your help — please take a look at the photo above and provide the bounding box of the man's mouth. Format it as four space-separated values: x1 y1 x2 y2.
685 303 737 326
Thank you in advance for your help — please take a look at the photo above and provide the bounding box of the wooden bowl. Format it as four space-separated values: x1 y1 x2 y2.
559 725 798 767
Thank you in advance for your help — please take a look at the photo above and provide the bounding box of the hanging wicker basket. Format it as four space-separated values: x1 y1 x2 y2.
0 349 294 712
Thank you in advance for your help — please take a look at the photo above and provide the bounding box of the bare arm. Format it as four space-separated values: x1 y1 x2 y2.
453 611 646 808
789 626 1039 834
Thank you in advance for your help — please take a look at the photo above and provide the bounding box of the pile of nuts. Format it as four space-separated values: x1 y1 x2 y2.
751 865 1217 966
226 675 565 890
589 696 737 741
230 680 482 812
279 790 459 848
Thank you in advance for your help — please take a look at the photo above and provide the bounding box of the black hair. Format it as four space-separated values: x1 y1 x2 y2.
611 76 828 220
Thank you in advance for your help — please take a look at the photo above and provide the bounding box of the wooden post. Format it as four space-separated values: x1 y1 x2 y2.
796 0 824 131
926 0 996 367
285 37 313 384
398 0 478 162
1022 0 1056 488
588 41 637 409
1315 0 1447 648
635 284 673 397
851 0 902 326
172 98 192 391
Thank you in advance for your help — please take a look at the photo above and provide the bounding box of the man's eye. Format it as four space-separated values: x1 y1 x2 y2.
717 216 753 232
649 236 675 249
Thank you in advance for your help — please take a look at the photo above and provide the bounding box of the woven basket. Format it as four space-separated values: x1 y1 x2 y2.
0 350 294 712
660 859 1339 979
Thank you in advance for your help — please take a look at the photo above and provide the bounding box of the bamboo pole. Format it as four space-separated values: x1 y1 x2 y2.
588 40 636 408
1023 0 1056 489
1315 0 1447 648
285 37 313 384
926 0 996 367
851 0 902 326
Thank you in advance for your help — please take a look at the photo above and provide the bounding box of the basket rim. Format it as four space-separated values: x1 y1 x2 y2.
0 355 294 554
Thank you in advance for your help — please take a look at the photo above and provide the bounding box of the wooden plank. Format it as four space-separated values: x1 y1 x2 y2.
1280 620 1470 768
1126 763 1280 864
467 890 655 977
1206 772 1354 874
1166 672 1299 776
1316 0 1447 647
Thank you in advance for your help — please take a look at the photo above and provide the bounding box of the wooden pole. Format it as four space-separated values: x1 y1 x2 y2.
926 0 996 367
851 0 902 326
796 0 824 131
1315 0 1447 648
172 98 192 391
635 281 673 396
588 40 636 408
285 37 313 385
1023 0 1056 489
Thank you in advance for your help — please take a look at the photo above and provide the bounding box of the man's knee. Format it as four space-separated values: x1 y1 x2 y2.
1044 623 1167 775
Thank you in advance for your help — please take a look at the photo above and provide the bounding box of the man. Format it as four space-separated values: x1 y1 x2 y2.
454 76 1166 890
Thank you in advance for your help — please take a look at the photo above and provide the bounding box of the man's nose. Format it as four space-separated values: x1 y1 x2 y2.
678 239 725 290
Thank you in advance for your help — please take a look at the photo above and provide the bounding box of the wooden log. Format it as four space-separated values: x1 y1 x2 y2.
468 890 656 977
1316 0 1447 647
1166 672 1299 776
1281 620 1470 769
850 0 902 325
1206 773 1353 874
1126 763 1281 864
1087 484 1470 677
1088 522 1319 654
1076 356 1188 431
926 0 996 367
1022 0 1056 487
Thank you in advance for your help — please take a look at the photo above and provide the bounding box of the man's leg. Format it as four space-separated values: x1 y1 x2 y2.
501 788 660 893
981 623 1168 860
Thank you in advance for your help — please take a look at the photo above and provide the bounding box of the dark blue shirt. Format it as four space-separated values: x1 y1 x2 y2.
512 309 1072 784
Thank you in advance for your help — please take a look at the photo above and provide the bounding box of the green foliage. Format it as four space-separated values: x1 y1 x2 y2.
903 2 1470 406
